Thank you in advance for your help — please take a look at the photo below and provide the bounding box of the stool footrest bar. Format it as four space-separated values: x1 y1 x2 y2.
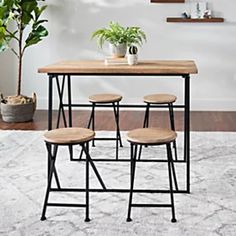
131 204 172 207
94 138 117 141
47 203 86 208
71 158 186 163
50 188 187 193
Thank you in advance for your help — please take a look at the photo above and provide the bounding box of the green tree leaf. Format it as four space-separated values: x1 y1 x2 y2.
24 24 48 49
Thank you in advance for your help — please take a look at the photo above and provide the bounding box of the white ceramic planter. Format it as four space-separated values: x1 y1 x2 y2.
109 43 127 58
127 54 138 65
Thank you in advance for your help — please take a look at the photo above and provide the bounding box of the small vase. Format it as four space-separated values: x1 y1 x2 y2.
109 43 127 58
127 54 138 65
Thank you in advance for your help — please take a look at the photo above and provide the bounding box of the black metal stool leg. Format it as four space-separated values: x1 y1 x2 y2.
79 103 95 160
41 144 58 221
137 145 142 161
168 142 178 191
113 103 119 160
146 103 150 128
91 103 95 147
139 103 150 160
86 103 95 147
167 144 177 223
168 103 178 161
112 102 123 160
143 103 150 128
116 102 123 148
84 142 90 222
78 145 84 160
127 144 138 222
82 144 106 190
87 103 94 129
52 167 61 190
47 144 61 189
68 144 73 161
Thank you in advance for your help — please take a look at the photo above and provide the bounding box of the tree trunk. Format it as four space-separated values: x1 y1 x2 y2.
17 19 23 96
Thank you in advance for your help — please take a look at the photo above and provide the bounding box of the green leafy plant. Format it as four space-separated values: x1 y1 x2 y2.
92 21 146 48
0 0 48 99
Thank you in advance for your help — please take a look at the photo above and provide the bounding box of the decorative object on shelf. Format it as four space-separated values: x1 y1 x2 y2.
166 17 224 23
167 1 224 23
203 9 212 19
104 57 128 65
92 22 146 58
191 2 207 19
151 0 185 3
127 45 138 66
0 0 48 122
181 12 190 19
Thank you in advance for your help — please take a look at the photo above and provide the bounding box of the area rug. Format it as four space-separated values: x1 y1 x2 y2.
0 131 236 236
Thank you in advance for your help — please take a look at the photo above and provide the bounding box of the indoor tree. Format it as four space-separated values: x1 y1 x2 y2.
0 0 48 103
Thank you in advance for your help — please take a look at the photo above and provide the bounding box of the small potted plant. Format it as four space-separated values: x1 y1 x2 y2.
0 0 48 122
127 45 138 65
92 21 146 58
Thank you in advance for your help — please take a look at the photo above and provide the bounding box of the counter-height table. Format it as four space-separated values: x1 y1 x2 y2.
38 60 198 193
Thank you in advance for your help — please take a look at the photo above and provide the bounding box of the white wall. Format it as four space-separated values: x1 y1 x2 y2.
0 0 236 110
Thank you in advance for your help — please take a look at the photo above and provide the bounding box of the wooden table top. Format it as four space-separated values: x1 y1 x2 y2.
38 60 198 75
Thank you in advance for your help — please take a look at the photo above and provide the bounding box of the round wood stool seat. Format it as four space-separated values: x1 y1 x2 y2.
143 94 177 104
127 127 177 145
89 93 122 103
43 127 95 144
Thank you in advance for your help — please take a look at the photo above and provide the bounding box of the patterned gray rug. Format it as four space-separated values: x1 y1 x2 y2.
0 130 236 236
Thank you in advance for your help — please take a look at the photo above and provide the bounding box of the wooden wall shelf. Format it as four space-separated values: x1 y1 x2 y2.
166 17 224 23
151 0 185 3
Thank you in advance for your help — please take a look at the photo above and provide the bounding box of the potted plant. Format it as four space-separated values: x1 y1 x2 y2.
92 21 146 58
0 0 48 122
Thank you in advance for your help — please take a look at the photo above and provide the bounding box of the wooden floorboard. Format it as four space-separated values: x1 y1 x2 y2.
1 110 236 131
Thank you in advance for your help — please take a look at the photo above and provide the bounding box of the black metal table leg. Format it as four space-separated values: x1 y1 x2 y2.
67 75 73 160
56 75 67 128
47 75 53 182
67 75 72 127
85 142 90 222
184 74 190 193
48 75 54 131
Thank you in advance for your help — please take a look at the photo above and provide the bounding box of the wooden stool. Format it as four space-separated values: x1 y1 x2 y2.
142 93 178 160
126 128 178 223
40 128 106 222
87 93 123 160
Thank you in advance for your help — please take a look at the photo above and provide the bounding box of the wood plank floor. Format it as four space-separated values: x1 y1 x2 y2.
1 110 236 131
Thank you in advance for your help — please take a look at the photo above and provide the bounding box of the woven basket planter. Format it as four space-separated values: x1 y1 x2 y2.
1 102 35 123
